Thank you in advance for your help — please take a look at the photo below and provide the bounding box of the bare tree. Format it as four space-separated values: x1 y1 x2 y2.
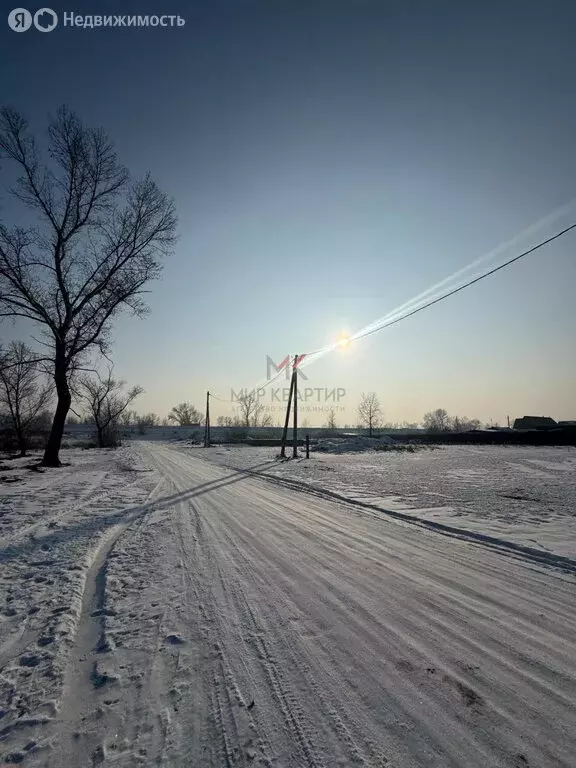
119 409 137 427
260 411 273 427
74 370 142 447
451 415 482 432
235 390 265 427
136 413 158 434
0 107 177 466
0 341 52 455
168 402 201 426
324 408 337 431
423 409 482 433
357 392 382 437
423 408 451 432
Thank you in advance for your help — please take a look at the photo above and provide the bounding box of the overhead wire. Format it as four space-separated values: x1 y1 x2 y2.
353 220 576 342
217 209 576 401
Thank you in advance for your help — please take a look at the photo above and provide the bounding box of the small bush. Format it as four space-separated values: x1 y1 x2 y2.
27 432 49 450
0 429 48 453
100 425 122 448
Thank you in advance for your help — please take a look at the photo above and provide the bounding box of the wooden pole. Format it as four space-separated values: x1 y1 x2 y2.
280 359 294 458
306 433 310 459
292 354 299 458
204 391 210 447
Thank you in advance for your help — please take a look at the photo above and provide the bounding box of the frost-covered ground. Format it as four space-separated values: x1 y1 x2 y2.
0 446 161 765
192 442 576 558
1 441 575 767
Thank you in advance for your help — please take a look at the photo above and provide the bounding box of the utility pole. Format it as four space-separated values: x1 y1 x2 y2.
204 391 211 447
507 415 511 429
280 357 294 458
292 354 299 458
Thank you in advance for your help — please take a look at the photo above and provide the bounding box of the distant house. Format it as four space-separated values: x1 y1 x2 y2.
513 416 557 431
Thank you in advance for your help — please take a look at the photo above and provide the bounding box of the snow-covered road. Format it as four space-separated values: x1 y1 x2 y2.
5 440 576 766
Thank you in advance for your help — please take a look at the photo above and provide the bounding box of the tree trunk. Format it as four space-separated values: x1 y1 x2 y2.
16 427 27 457
97 425 104 448
42 353 70 467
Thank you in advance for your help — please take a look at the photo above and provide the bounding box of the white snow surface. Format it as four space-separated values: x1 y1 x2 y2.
0 441 575 766
198 442 576 558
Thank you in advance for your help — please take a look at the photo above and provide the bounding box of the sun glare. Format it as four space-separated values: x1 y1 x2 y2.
336 332 351 349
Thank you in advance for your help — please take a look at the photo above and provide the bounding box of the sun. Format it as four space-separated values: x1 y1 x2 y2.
335 332 351 349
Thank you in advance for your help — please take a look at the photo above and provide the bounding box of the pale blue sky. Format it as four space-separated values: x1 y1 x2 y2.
1 0 575 425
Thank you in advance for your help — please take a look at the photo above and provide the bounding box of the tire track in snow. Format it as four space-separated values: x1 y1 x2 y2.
166 457 274 767
206 456 576 576
190 445 576 766
80 441 576 768
216 477 575 764
202 509 367 767
52 477 167 767
142 442 322 767
0 473 143 556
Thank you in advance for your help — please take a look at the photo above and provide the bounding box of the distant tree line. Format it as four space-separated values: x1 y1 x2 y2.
217 391 273 428
421 408 482 433
209 395 485 435
354 396 483 435
63 399 208 443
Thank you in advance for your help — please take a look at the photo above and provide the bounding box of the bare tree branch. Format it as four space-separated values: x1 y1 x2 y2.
358 392 383 437
74 368 143 447
167 402 202 426
235 390 267 428
0 106 177 465
0 341 53 455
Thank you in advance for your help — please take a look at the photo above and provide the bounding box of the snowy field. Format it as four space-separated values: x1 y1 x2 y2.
1 440 575 766
0 446 162 765
194 442 576 558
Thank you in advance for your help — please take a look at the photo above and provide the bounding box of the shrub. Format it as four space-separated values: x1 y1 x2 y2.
100 425 122 448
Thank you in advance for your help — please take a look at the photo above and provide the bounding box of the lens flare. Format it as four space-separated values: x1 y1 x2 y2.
336 332 351 349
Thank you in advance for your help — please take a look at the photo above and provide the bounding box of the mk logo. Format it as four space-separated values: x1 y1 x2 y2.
266 354 309 381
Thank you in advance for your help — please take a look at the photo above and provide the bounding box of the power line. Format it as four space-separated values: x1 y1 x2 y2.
354 222 576 342
209 220 576 404
348 199 576 342
208 392 229 403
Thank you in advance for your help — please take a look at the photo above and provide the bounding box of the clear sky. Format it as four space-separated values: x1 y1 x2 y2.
1 0 575 426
